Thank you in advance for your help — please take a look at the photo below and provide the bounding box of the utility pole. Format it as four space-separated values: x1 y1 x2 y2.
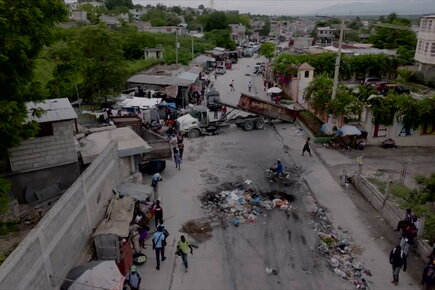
331 18 344 101
175 28 179 65
191 35 194 61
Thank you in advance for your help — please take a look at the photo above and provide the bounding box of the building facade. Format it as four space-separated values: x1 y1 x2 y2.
415 15 435 69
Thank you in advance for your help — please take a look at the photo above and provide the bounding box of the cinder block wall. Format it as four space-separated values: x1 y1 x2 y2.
0 142 132 289
8 120 77 173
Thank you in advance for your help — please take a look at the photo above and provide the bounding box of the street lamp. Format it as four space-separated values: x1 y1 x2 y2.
175 27 179 65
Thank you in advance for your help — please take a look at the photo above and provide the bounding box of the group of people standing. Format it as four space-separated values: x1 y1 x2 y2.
126 197 195 290
389 208 435 289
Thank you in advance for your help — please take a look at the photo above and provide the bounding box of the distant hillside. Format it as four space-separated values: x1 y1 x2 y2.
312 1 435 16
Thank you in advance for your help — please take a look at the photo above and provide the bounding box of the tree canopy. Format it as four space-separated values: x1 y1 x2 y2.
259 42 276 60
368 13 417 64
0 0 67 212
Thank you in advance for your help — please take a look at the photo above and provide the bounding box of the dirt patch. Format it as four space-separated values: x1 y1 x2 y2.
181 219 214 243
200 173 220 184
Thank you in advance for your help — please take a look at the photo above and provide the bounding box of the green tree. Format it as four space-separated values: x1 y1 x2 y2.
259 20 270 37
204 11 228 31
259 42 276 60
304 74 333 113
397 68 413 83
81 4 108 23
0 0 67 212
205 29 236 50
105 0 133 10
75 25 127 103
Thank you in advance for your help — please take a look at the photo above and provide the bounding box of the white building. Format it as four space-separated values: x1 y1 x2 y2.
229 23 246 44
415 15 435 69
69 10 87 22
317 27 335 44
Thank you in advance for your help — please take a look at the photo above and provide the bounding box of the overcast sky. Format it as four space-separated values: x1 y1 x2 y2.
132 0 435 16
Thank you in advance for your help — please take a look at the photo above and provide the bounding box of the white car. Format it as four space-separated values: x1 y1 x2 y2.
215 66 226 75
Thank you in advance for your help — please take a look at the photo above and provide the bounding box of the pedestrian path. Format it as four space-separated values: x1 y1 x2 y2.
278 123 418 289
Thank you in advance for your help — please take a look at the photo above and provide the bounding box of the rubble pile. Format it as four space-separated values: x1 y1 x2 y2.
200 181 294 227
311 208 372 289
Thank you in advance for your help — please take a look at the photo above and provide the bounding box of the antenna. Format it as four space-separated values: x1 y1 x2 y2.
210 0 215 10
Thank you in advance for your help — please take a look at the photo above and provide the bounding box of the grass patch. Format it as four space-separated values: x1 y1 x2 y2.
125 58 162 76
366 178 412 198
0 221 21 236
367 177 435 243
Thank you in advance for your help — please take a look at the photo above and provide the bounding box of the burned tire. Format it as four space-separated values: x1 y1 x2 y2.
243 120 254 131
255 119 265 130
188 129 200 138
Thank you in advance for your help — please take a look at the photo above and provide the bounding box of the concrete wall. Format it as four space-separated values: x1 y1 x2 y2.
0 142 133 289
354 176 433 259
8 120 77 173
364 111 435 147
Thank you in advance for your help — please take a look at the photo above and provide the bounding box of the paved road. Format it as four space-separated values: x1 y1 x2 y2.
137 55 421 290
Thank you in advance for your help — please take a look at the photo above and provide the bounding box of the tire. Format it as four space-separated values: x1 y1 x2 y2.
255 119 265 130
242 120 254 131
188 129 200 138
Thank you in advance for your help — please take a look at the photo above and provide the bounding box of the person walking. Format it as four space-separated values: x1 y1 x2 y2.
174 151 181 170
153 199 163 229
177 132 184 144
178 142 184 160
170 135 178 157
152 225 167 270
395 208 416 232
248 81 252 92
422 260 435 290
177 235 193 272
229 80 235 92
302 137 312 156
389 245 407 286
151 172 162 200
125 265 141 290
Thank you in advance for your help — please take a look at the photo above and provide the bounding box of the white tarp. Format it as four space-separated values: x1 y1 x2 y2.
119 97 162 109
61 261 125 290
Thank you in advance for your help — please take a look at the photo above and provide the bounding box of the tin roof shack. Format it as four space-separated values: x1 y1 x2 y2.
6 98 80 203
127 74 194 108
77 127 152 175
111 116 172 173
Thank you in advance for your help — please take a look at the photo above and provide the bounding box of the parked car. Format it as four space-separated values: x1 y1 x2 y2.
215 66 226 75
371 81 391 92
382 83 410 95
362 77 381 86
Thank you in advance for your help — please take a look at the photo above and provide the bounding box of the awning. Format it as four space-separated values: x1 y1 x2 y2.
113 182 153 201
93 196 135 238
159 85 178 98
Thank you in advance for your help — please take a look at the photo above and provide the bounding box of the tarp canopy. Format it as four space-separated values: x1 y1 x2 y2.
157 102 177 108
61 260 124 290
119 97 162 109
93 196 135 238
337 125 362 136
113 182 153 201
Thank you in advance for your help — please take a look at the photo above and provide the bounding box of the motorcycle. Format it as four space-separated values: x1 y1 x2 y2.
265 167 293 186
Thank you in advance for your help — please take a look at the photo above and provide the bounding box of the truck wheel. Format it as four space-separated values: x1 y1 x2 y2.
255 119 265 130
188 129 200 138
243 120 254 131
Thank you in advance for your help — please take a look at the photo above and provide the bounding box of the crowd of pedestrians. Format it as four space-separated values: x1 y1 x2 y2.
388 208 435 288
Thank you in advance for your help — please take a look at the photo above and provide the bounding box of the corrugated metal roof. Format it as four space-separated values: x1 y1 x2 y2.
177 71 199 82
26 98 77 123
127 74 193 86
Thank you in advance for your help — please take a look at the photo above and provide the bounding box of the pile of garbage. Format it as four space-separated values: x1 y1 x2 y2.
311 208 372 289
200 180 294 227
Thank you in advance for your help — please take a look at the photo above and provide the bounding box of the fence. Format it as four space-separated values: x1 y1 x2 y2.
354 175 433 258
0 142 130 289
